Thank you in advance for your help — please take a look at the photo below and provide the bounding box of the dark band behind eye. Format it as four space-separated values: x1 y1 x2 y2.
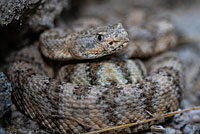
97 34 104 42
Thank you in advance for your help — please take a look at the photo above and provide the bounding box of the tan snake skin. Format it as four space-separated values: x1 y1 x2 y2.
40 23 129 60
8 20 183 134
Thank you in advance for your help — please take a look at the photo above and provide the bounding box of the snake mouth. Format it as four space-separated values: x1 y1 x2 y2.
81 41 128 59
106 40 129 54
123 42 129 49
117 37 129 49
110 37 129 46
123 40 129 46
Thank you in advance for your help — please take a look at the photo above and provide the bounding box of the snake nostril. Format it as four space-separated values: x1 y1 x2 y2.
109 42 113 45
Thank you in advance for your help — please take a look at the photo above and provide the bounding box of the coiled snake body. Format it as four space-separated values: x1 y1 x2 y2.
8 19 183 133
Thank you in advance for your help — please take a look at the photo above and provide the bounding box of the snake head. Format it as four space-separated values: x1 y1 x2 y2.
70 23 129 59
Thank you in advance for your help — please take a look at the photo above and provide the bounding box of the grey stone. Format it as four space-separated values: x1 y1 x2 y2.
0 72 12 118
0 0 41 25
172 111 200 134
165 128 182 134
183 124 200 134
0 0 68 31
0 125 6 134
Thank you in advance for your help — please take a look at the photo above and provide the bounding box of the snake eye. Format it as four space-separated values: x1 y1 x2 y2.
97 34 104 42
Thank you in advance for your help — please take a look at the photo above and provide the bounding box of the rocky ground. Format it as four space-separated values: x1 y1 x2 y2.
0 0 200 134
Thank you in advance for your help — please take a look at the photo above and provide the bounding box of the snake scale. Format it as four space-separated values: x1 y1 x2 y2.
8 16 184 133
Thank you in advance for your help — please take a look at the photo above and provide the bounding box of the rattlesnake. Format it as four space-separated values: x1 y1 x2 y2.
8 16 183 134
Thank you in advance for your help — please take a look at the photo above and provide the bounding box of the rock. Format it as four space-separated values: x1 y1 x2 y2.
27 0 69 31
189 110 200 123
183 124 199 134
4 105 50 134
172 111 200 134
0 0 68 31
0 124 6 134
165 128 182 134
0 72 12 118
0 0 39 25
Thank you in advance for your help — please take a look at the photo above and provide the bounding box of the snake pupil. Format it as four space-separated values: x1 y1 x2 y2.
97 34 104 41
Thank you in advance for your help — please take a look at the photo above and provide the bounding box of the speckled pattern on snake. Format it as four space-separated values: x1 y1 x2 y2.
8 15 183 134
